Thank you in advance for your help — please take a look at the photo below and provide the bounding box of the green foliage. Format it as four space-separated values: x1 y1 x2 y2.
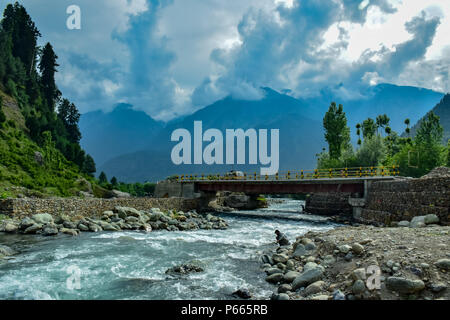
82 154 96 177
447 140 450 167
0 96 5 123
323 102 350 159
110 176 118 186
362 118 376 139
390 142 444 178
0 2 97 197
415 111 443 145
318 104 447 178
355 134 387 167
98 171 108 185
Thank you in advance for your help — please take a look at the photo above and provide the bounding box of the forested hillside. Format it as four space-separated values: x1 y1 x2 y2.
0 3 95 197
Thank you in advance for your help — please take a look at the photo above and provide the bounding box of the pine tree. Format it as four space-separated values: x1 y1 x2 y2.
99 171 108 185
39 42 60 111
82 154 96 177
447 140 450 167
58 98 81 143
110 177 118 186
0 96 6 123
1 3 41 75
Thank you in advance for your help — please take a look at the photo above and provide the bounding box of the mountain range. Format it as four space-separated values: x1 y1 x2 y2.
79 84 445 182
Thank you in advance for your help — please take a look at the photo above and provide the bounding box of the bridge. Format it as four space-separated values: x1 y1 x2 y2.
157 166 400 198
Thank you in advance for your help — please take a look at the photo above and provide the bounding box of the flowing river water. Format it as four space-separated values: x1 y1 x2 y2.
0 199 337 300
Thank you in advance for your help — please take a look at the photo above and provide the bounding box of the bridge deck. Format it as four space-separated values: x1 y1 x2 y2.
188 176 396 195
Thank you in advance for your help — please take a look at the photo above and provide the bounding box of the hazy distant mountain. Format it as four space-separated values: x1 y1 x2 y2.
79 104 163 166
408 94 450 143
99 88 325 182
89 84 443 182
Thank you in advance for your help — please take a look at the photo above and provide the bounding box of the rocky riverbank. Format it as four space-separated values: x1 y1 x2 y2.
0 206 228 260
260 223 449 300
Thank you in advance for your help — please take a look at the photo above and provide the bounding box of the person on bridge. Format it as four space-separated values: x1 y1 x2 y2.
275 230 290 246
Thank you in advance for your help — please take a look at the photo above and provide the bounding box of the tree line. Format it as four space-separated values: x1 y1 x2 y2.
0 2 96 176
319 98 450 177
97 171 156 197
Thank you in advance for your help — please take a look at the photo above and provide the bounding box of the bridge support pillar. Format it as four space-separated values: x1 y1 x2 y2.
348 197 366 221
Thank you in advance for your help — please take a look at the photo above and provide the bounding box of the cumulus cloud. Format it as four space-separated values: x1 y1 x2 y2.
3 0 449 120
193 0 448 107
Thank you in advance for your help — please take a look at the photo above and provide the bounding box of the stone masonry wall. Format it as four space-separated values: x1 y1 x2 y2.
0 197 198 220
358 176 449 226
305 192 353 216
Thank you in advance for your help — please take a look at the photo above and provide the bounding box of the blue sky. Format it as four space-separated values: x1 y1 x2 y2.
2 0 450 120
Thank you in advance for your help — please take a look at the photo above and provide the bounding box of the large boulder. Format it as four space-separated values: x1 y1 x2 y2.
111 190 131 198
0 245 17 256
266 273 284 284
434 259 450 270
32 213 54 225
292 263 325 290
114 206 142 218
223 194 251 209
386 277 425 294
410 216 426 228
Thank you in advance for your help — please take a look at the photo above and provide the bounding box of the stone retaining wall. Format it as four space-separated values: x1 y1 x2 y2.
358 176 449 226
0 197 198 220
305 192 353 216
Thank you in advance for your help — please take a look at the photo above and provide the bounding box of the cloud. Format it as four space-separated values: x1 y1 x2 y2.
3 0 449 120
192 0 448 106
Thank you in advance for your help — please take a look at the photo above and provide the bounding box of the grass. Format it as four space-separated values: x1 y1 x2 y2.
0 90 95 198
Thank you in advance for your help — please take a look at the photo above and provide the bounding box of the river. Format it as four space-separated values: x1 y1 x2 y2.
0 199 337 300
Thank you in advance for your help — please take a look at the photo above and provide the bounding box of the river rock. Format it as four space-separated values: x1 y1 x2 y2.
398 221 410 227
352 243 364 255
63 221 77 229
322 255 336 266
293 244 307 258
19 217 35 230
272 254 289 264
351 268 367 281
386 277 425 294
5 223 18 233
42 226 58 236
278 284 292 293
272 293 290 300
114 206 142 219
429 283 447 293
24 223 43 234
32 213 54 225
265 268 281 275
338 244 351 254
286 260 295 270
232 289 252 299
60 228 79 236
88 223 102 232
424 214 439 225
303 281 326 296
352 280 366 295
97 221 118 231
166 264 204 275
78 223 89 232
283 271 300 283
292 264 325 290
410 216 426 228
332 290 346 300
266 273 284 284
434 259 450 270
0 245 17 256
